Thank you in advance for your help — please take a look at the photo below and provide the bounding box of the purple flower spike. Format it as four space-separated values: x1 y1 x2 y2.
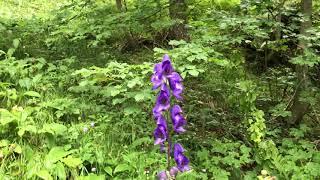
168 72 183 100
157 171 168 180
151 54 190 177
171 105 187 133
174 143 190 172
153 84 170 117
154 115 168 146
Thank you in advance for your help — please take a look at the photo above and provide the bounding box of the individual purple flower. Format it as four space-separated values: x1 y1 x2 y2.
161 54 174 75
168 72 183 100
171 105 187 133
174 143 190 172
154 115 168 146
160 144 166 153
169 166 179 177
153 84 170 118
157 171 168 180
151 63 164 90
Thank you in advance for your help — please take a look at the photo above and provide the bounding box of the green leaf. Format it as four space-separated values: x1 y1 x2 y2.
210 58 230 67
45 147 70 167
169 40 186 46
134 93 145 102
127 78 140 88
40 123 67 136
54 162 66 180
7 48 15 58
188 70 199 77
0 139 10 147
18 125 37 137
13 39 20 48
104 166 113 176
78 174 106 180
13 144 22 154
37 169 53 180
114 164 131 174
62 156 82 168
24 91 41 98
0 109 16 125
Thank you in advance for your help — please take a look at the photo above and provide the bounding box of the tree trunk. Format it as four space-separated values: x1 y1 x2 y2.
169 0 188 40
289 0 312 125
116 0 122 11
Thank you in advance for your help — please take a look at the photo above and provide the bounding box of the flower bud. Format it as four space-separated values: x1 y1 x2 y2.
157 171 168 180
169 166 179 177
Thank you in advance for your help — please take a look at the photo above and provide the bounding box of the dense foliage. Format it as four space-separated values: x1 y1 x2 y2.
0 0 319 179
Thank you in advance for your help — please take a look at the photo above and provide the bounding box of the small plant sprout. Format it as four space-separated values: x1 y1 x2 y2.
151 54 190 179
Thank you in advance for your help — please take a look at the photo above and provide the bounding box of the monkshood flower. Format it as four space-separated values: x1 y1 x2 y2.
151 55 183 100
151 63 165 90
168 72 183 100
169 166 179 177
154 115 168 146
157 171 168 180
157 166 179 180
171 105 187 133
151 54 190 179
174 143 190 172
153 84 170 118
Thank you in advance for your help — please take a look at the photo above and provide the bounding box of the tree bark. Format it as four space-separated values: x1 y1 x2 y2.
116 0 123 11
169 0 188 40
289 0 312 125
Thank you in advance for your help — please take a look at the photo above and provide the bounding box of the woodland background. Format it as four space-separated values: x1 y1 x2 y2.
0 0 320 179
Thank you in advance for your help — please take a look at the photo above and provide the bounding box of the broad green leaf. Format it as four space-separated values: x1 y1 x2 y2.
24 91 41 98
210 58 230 67
110 89 121 97
0 109 15 125
13 144 22 154
62 156 82 168
37 169 53 180
7 48 15 58
127 78 140 88
78 174 106 180
134 93 145 102
45 147 70 166
104 166 113 176
13 39 20 48
54 162 66 180
40 123 67 136
0 139 10 147
114 164 131 174
18 125 37 137
188 70 199 77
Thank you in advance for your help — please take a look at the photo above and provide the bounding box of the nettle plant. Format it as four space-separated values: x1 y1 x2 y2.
151 54 190 179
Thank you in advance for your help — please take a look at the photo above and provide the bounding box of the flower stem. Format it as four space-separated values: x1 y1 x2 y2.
167 130 171 171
